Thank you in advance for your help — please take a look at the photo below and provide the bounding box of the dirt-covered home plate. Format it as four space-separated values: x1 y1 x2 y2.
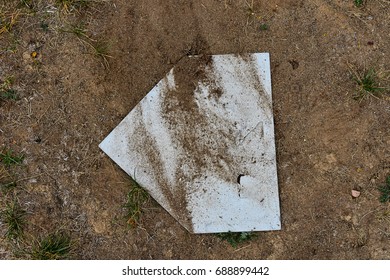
99 53 281 233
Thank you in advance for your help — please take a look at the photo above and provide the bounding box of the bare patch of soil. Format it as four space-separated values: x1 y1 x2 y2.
1 0 389 259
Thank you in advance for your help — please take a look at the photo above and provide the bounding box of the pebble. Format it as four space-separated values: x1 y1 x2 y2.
351 190 361 198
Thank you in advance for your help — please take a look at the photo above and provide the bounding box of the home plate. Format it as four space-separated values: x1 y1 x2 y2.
99 53 281 233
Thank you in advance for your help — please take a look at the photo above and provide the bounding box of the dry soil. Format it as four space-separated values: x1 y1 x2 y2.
0 0 389 259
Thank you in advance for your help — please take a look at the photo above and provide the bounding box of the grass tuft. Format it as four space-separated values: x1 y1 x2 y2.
259 23 269 31
1 199 26 240
0 10 20 35
123 177 149 227
356 69 381 92
61 23 88 38
354 0 364 7
40 22 49 32
89 40 112 68
216 231 256 248
0 149 24 167
378 175 390 203
0 76 19 101
0 3 21 35
29 232 74 260
348 66 389 100
0 88 19 101
1 181 17 192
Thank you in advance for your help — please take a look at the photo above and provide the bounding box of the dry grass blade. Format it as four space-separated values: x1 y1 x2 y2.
55 0 89 13
59 23 91 40
0 10 20 35
0 166 17 192
244 0 255 26
377 0 390 5
0 166 8 181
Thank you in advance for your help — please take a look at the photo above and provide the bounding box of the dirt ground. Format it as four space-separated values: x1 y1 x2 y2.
0 0 389 259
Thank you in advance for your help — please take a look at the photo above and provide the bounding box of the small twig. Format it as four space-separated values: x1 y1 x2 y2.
377 0 390 6
234 244 251 252
377 228 390 237
360 206 385 222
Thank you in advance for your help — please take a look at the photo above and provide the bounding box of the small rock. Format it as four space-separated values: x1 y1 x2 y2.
351 190 361 198
344 215 352 222
22 51 31 62
163 249 173 258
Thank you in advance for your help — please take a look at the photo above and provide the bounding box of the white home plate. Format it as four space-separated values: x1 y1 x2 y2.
99 53 281 233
